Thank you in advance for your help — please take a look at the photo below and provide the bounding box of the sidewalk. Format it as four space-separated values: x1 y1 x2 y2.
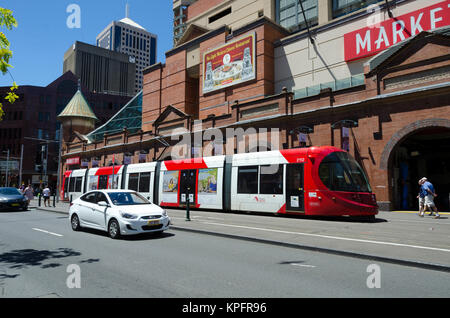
32 198 450 271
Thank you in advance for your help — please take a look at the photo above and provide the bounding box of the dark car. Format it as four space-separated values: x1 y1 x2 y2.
0 187 29 211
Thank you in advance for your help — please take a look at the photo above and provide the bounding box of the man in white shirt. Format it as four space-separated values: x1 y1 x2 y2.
43 185 51 207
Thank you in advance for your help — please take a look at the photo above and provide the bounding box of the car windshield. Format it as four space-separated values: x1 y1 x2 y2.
107 192 150 206
0 188 22 195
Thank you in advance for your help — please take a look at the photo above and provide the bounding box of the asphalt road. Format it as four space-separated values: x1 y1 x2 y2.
0 209 449 298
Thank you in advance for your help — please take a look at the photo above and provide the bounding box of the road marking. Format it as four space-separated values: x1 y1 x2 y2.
32 228 63 237
201 221 450 253
291 263 316 268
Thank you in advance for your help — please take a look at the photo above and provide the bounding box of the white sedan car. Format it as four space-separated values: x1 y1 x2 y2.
69 190 170 239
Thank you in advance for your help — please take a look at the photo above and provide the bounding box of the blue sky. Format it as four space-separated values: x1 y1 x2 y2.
0 0 173 87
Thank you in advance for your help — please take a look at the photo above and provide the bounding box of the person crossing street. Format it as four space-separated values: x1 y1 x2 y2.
418 177 440 219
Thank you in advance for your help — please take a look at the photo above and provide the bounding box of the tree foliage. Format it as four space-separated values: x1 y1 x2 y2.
0 7 18 119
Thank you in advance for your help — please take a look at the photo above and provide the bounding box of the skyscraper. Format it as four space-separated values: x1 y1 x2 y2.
63 41 136 96
96 4 157 94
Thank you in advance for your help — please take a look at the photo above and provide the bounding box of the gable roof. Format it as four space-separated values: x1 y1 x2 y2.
154 105 190 126
175 23 210 47
366 25 450 76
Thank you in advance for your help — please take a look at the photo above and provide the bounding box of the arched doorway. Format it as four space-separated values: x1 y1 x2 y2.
388 125 450 211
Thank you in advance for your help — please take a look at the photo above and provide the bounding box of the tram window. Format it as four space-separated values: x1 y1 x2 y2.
319 158 353 192
237 166 258 194
108 175 119 189
139 172 151 193
319 152 371 192
260 164 283 194
69 177 75 192
75 177 83 192
88 176 98 190
98 175 108 190
128 173 139 191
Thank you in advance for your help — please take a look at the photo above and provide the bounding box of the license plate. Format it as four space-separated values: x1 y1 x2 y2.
147 220 160 226
11 203 20 207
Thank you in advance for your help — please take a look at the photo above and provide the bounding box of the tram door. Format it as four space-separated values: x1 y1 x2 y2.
286 164 305 212
180 169 196 206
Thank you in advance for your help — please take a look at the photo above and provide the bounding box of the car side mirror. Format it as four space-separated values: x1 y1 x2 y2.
98 201 110 207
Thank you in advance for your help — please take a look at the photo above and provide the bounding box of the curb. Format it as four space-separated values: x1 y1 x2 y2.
35 207 450 273
34 207 69 216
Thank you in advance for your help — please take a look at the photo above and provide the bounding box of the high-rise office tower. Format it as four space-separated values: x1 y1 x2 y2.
96 4 157 94
63 41 136 96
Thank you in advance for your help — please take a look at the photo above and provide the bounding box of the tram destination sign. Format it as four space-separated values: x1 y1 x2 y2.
203 33 256 94
344 0 450 62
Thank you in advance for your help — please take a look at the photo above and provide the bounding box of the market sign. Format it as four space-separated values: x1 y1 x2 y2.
66 157 80 165
203 33 256 94
344 0 450 62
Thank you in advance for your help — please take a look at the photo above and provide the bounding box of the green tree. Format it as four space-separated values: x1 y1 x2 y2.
0 7 18 119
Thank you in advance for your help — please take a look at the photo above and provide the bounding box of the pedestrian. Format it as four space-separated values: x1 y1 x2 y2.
43 184 51 207
417 178 427 217
418 177 440 219
24 184 34 205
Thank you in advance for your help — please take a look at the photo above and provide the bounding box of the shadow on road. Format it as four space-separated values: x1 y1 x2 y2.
0 248 81 271
122 232 175 241
77 227 175 241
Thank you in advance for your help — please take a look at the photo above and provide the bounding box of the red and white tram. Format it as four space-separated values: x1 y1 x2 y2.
62 146 378 217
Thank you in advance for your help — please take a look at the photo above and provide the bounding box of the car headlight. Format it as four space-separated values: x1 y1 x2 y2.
120 212 138 219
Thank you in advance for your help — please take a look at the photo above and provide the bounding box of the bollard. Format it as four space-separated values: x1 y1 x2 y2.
185 191 191 222
53 195 56 207
38 194 41 207
70 194 73 204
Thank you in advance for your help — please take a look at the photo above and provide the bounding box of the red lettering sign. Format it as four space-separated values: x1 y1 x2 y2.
344 0 450 62
66 157 80 165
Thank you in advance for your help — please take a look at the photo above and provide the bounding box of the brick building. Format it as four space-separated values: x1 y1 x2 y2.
61 0 450 211
0 71 130 189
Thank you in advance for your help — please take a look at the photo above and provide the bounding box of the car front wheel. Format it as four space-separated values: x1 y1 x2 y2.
71 214 81 231
108 219 121 239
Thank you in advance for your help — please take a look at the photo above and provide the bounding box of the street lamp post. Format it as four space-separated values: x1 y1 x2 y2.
19 144 24 187
2 150 10 187
24 136 60 198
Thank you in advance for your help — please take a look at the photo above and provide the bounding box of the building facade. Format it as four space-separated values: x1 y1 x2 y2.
0 71 131 189
96 7 158 94
63 41 136 97
62 0 450 211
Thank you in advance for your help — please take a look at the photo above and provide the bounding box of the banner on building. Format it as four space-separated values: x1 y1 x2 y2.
66 157 80 165
344 0 450 62
203 33 256 94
